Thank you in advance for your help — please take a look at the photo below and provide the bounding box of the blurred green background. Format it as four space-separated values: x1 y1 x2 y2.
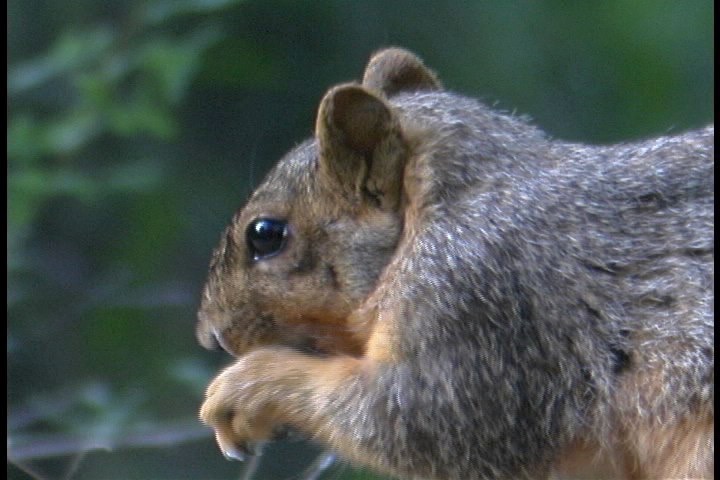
7 1 713 479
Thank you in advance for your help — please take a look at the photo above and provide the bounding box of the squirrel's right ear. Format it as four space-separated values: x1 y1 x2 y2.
362 47 442 96
316 83 407 211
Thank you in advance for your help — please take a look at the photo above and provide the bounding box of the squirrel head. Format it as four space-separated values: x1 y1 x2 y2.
196 48 440 357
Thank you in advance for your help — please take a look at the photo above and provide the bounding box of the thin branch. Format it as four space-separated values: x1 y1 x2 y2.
7 422 211 462
8 396 81 431
239 451 261 480
61 450 89 480
8 458 48 480
301 451 336 480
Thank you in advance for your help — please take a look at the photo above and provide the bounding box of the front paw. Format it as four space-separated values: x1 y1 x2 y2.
199 352 280 461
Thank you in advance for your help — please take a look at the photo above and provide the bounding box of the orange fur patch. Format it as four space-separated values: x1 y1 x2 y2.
622 415 714 479
550 416 714 480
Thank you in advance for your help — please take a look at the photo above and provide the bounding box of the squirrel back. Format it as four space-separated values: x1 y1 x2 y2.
197 48 714 479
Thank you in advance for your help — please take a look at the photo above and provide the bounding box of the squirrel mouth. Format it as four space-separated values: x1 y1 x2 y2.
209 325 332 358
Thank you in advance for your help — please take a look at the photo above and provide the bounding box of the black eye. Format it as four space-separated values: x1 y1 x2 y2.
246 218 288 260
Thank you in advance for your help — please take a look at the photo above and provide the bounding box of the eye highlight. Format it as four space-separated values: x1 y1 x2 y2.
246 218 288 260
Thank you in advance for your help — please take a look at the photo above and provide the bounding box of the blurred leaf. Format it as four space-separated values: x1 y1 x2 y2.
106 159 164 192
10 168 98 201
136 27 223 104
8 26 116 95
8 110 102 163
46 109 103 153
107 95 177 138
7 115 45 164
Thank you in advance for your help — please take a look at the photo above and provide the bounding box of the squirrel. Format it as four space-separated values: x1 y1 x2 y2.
196 48 714 480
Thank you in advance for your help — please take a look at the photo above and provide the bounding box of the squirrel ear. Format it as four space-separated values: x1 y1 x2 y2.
316 84 406 210
362 47 442 96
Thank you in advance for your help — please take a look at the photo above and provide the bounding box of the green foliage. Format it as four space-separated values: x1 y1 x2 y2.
7 1 713 479
8 17 220 239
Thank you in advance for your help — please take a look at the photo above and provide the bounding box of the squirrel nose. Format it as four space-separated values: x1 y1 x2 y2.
213 330 235 356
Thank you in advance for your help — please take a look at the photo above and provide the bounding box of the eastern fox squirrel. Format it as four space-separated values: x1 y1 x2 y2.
197 48 714 479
